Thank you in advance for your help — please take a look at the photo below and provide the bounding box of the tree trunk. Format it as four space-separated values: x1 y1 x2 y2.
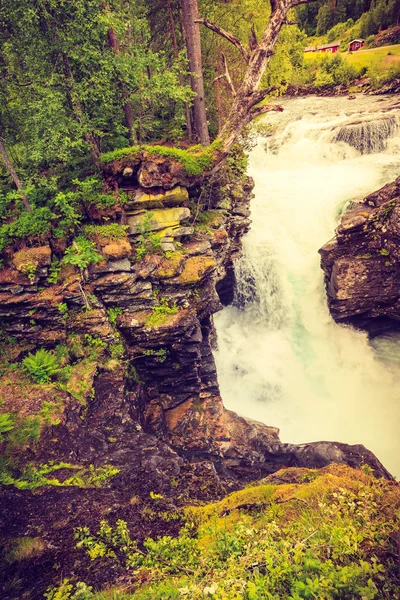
167 0 192 141
181 0 210 146
0 138 31 212
62 55 101 166
105 10 137 145
197 0 317 157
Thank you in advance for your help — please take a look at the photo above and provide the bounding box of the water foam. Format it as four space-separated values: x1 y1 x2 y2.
214 95 400 477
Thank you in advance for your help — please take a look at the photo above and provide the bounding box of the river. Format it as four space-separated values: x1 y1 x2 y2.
214 95 400 477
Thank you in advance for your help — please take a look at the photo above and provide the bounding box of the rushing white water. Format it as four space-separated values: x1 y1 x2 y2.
214 95 400 477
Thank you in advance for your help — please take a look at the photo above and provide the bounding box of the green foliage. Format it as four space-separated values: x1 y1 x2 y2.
302 53 360 88
0 207 54 252
136 212 162 260
146 297 179 327
83 334 107 349
0 461 119 490
57 303 69 317
107 307 123 327
143 348 168 363
22 349 61 383
63 236 103 270
74 466 400 600
44 580 94 600
100 141 222 176
109 343 125 359
71 178 116 210
47 259 62 284
0 412 15 441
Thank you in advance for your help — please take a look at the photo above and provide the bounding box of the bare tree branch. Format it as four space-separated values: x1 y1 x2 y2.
248 86 279 109
247 104 284 123
221 52 236 97
195 17 250 63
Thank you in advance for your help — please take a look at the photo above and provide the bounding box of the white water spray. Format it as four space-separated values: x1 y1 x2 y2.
214 95 400 477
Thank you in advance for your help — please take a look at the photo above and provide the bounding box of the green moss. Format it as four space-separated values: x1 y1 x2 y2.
145 297 179 327
83 223 129 243
99 141 222 176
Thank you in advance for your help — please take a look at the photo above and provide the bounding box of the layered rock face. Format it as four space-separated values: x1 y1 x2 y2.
320 177 400 335
0 154 391 483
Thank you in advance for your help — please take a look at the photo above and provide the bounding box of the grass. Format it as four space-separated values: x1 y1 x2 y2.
5 537 46 563
303 44 400 81
344 44 400 70
66 464 400 600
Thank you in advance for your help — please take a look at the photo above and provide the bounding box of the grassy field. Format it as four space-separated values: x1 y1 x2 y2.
303 44 400 83
344 44 400 70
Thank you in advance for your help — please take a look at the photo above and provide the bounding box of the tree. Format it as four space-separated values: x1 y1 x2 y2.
181 0 210 145
198 0 317 156
0 138 31 212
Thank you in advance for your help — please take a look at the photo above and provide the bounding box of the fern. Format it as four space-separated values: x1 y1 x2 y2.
22 349 61 383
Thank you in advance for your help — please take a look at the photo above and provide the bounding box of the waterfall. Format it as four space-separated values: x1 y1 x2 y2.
214 95 400 477
332 114 399 154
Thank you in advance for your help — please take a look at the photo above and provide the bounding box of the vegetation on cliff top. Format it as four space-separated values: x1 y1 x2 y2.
99 142 222 176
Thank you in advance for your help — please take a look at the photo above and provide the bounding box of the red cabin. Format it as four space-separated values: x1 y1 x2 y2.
348 39 365 52
304 42 340 54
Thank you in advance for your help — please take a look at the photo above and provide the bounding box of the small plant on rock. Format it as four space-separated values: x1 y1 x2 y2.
22 349 61 383
107 307 123 327
146 297 178 327
63 236 102 271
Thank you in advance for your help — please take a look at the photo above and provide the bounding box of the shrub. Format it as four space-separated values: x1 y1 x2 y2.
74 466 400 600
0 207 54 253
22 348 61 383
63 236 103 270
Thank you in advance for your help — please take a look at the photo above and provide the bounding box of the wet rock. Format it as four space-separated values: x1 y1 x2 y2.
320 176 400 333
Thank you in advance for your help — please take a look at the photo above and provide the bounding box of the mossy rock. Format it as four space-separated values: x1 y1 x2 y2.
127 208 191 235
152 252 185 279
173 256 217 285
130 186 189 209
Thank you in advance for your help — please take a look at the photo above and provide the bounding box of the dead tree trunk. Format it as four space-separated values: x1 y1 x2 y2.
197 0 316 156
0 138 31 212
181 0 210 146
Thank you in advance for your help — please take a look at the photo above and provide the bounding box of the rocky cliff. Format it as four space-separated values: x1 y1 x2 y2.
320 176 400 335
